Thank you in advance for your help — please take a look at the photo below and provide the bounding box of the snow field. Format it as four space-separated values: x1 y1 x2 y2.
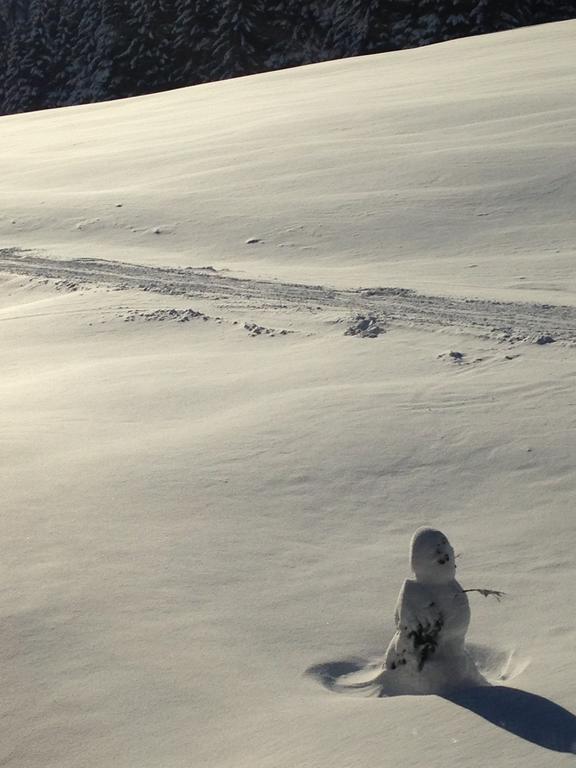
0 23 575 301
0 19 575 768
1 275 575 766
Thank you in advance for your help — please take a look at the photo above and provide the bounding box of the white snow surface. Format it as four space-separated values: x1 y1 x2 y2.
0 20 575 768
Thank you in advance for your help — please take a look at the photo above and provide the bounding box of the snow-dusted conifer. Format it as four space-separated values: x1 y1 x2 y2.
90 0 134 100
2 0 51 113
329 0 392 58
0 18 8 111
470 0 502 32
399 0 476 47
66 0 103 104
120 0 176 95
1 0 31 26
50 0 84 106
284 0 329 67
172 0 217 86
212 0 267 79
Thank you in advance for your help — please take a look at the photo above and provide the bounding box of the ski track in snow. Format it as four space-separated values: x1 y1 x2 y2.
1 248 576 343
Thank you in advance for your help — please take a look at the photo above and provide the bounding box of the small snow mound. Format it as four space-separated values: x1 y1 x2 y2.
307 645 529 699
359 287 414 298
244 322 291 338
344 315 385 338
491 328 526 344
123 308 213 324
534 334 555 345
438 350 465 362
54 279 80 292
467 644 530 683
306 658 382 696
306 649 490 698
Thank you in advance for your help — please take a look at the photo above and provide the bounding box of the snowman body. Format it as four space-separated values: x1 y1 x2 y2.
382 528 485 694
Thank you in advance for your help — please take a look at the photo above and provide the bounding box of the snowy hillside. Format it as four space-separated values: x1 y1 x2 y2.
2 21 575 303
1 0 575 116
0 21 575 768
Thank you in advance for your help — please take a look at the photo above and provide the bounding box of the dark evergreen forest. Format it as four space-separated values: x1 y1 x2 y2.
1 0 575 116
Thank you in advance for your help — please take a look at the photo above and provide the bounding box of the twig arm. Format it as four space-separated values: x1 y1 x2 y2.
462 588 506 601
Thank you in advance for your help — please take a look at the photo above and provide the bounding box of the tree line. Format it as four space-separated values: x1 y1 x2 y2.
0 0 574 116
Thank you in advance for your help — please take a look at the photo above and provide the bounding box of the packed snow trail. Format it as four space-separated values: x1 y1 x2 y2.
1 248 575 342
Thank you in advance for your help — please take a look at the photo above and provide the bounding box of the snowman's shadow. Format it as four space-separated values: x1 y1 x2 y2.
306 647 576 754
444 685 576 754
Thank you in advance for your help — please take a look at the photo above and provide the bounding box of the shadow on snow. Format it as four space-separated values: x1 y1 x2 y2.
306 658 576 755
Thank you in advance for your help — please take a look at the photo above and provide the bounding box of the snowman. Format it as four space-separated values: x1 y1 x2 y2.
381 527 488 695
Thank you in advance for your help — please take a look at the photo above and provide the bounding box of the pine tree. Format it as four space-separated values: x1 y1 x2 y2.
172 0 219 86
329 0 393 58
395 0 478 47
120 0 177 95
284 1 328 67
89 0 134 101
470 0 503 32
3 16 39 113
441 0 478 40
66 0 103 104
212 0 268 79
1 0 31 26
0 15 8 111
505 0 576 26
34 0 75 108
261 0 297 69
2 0 62 113
389 0 420 48
501 0 537 28
51 0 85 105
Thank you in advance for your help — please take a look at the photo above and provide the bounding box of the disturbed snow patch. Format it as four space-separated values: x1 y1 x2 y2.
1 251 576 344
307 644 530 697
438 349 466 363
117 309 294 338
344 314 385 338
243 322 292 338
122 308 216 324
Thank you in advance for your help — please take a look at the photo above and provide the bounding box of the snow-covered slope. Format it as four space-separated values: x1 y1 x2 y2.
1 21 575 301
0 21 575 768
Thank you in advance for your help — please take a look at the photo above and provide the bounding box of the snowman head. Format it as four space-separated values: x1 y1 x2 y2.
410 527 456 583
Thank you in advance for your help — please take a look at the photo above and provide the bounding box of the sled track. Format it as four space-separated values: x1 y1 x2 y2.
1 249 575 342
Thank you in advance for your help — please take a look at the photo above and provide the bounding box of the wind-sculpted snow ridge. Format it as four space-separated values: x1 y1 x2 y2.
1 249 576 343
